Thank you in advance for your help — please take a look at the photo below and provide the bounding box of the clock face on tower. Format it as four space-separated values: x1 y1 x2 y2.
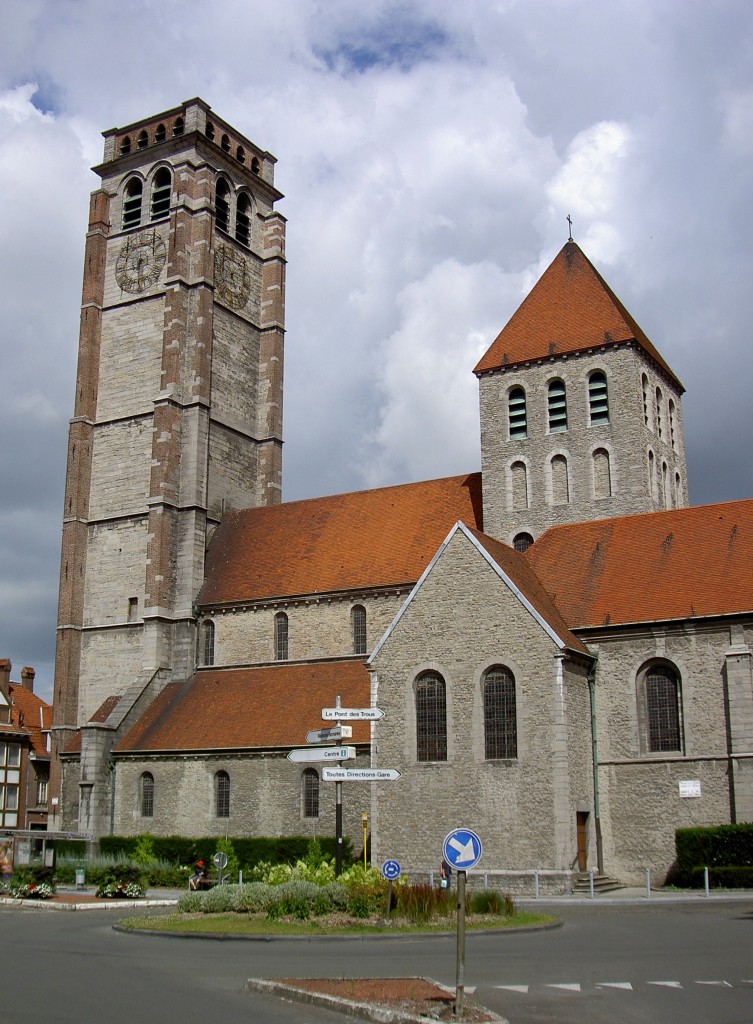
214 244 251 310
115 231 167 294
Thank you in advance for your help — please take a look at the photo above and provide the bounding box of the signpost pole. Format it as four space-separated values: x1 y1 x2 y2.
335 695 343 877
455 869 466 1015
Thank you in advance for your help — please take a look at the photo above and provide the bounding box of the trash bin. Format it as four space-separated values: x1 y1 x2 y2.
75 869 85 887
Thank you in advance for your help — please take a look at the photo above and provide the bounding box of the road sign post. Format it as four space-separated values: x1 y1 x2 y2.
381 860 401 917
442 829 483 1015
287 746 356 763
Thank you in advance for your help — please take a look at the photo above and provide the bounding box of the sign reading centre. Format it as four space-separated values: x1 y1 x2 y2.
443 828 483 871
287 746 356 764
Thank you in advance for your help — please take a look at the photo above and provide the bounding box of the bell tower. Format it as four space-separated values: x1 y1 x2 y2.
50 99 286 831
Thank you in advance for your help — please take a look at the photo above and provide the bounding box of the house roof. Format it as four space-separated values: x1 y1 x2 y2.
473 241 683 390
115 661 372 753
525 498 753 628
0 685 51 758
198 473 483 607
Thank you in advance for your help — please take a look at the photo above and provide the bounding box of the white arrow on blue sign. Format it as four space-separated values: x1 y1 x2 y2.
443 828 483 871
381 859 401 881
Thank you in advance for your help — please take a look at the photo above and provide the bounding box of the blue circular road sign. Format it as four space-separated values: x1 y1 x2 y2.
443 828 483 871
381 859 401 880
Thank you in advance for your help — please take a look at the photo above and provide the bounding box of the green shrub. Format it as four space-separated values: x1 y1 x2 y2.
470 890 516 916
230 882 274 913
199 885 235 913
177 891 203 913
688 865 753 888
394 883 455 923
675 823 753 885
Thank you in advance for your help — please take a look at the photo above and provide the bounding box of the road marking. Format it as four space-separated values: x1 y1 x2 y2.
495 985 529 993
647 981 683 988
695 980 732 987
595 982 633 990
546 983 581 992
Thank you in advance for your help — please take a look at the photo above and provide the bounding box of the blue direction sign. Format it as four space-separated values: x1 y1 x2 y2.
443 828 483 871
381 859 401 881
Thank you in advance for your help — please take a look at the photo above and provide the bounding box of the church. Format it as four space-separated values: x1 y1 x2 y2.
49 99 753 890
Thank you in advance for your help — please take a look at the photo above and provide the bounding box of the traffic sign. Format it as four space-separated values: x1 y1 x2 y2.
213 851 228 870
306 725 353 744
381 859 401 881
322 767 401 781
322 707 385 721
287 746 356 763
443 828 483 871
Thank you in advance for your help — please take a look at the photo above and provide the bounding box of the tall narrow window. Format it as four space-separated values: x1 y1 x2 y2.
642 374 650 427
235 194 251 247
640 664 682 753
128 597 138 622
551 454 569 505
508 387 527 439
588 371 609 424
675 472 682 505
215 178 230 233
303 768 320 818
352 605 367 655
593 448 612 499
416 672 447 762
215 771 230 818
275 612 289 661
648 450 657 501
483 666 517 759
122 178 143 229
140 773 154 817
150 167 171 221
36 774 48 807
662 461 670 508
511 461 528 511
547 380 567 432
668 399 677 451
655 388 664 440
202 620 215 666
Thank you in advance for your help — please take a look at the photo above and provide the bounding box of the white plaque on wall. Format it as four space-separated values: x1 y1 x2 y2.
679 780 701 798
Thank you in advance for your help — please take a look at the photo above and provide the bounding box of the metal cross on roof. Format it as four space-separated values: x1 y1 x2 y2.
567 214 573 241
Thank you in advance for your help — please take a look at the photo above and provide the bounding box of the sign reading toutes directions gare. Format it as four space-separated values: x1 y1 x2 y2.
322 767 401 782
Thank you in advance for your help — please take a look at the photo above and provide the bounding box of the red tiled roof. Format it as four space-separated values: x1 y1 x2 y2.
115 662 372 753
199 473 483 606
0 685 52 757
468 528 590 655
474 242 683 389
526 499 753 628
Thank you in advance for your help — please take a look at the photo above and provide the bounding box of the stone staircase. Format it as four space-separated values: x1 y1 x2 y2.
572 872 625 894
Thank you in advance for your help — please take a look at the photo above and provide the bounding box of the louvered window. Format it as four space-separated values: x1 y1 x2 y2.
548 380 567 432
508 387 527 439
235 194 251 247
416 672 447 762
215 178 230 233
484 667 517 759
588 371 609 424
122 178 143 229
150 168 171 221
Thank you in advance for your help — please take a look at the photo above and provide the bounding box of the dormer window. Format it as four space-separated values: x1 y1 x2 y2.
122 178 143 229
150 168 172 221
588 371 609 425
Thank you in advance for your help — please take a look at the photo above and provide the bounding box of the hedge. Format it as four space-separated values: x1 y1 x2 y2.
98 834 352 869
675 823 753 885
689 865 753 889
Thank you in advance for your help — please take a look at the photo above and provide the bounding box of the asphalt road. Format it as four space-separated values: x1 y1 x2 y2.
1 900 752 1024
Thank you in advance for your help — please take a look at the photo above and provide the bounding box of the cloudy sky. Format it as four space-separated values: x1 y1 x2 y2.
1 0 752 703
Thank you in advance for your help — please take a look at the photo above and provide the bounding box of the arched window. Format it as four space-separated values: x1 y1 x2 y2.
150 167 171 221
251 157 260 175
235 193 251 247
140 772 154 817
122 178 143 229
236 145 245 163
206 122 215 141
668 399 677 451
638 663 683 753
551 454 569 505
675 471 682 505
155 123 166 143
642 374 650 427
648 449 657 501
302 768 320 818
513 532 533 553
172 117 184 136
352 605 367 656
508 387 527 439
588 371 609 425
548 380 567 433
215 771 230 818
662 461 670 508
120 136 131 155
511 461 528 511
221 133 231 152
275 612 289 661
215 178 230 233
201 620 215 666
416 671 447 762
483 666 517 759
593 448 612 499
137 129 149 150
655 388 664 440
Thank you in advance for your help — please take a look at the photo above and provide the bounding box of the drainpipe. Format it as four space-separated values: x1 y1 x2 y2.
109 760 116 836
587 661 604 876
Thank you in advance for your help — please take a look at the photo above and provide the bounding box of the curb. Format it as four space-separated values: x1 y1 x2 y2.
0 897 177 912
244 977 508 1024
